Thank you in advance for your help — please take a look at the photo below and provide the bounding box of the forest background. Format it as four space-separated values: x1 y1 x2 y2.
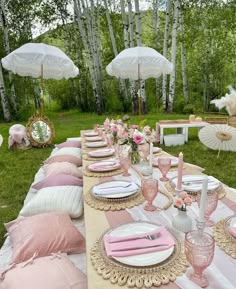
0 0 236 121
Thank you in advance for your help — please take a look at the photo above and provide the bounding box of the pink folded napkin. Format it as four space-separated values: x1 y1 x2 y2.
104 226 175 257
228 227 236 238
89 162 120 171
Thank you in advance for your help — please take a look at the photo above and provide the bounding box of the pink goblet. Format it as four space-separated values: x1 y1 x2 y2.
197 189 219 227
141 178 158 211
185 231 215 288
119 153 131 176
139 143 150 162
106 134 114 148
158 158 171 181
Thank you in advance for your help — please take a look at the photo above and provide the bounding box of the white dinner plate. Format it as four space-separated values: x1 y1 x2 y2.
93 180 139 199
85 136 103 142
230 217 236 228
171 175 221 192
106 222 174 266
88 148 115 158
84 131 99 137
86 141 107 148
153 156 178 167
88 160 120 172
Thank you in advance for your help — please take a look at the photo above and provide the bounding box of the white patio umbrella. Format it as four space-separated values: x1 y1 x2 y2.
106 46 173 115
1 43 79 102
198 124 236 158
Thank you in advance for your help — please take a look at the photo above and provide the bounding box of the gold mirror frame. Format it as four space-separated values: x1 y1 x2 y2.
26 112 55 148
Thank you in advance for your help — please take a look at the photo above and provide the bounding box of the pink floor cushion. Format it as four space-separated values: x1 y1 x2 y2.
0 253 87 289
56 140 81 149
32 174 83 190
43 162 83 178
5 212 85 264
44 154 82 167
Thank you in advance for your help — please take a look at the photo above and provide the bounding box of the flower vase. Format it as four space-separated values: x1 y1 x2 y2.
129 149 140 165
172 210 192 233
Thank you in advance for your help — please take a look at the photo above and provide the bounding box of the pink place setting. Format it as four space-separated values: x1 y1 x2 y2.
84 131 99 137
85 141 107 148
84 136 103 142
103 222 176 267
88 148 115 158
87 160 121 172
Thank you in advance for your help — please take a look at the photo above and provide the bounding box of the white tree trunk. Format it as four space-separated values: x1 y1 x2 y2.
127 0 137 112
74 0 102 114
179 10 189 103
162 0 171 111
134 0 146 114
0 0 17 113
0 63 11 121
168 0 180 112
103 0 127 101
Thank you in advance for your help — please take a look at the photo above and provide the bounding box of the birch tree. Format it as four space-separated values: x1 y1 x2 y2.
127 0 137 113
103 0 128 103
74 0 103 114
168 0 180 112
179 8 188 103
0 0 17 114
162 0 171 111
134 0 147 114
0 63 11 121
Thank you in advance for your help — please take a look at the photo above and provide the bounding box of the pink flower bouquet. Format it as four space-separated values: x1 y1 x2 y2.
174 191 192 211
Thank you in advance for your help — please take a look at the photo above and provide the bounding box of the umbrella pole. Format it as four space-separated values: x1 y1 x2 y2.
40 64 44 115
138 63 142 120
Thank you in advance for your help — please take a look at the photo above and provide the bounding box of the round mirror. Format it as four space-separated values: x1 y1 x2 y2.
26 113 55 147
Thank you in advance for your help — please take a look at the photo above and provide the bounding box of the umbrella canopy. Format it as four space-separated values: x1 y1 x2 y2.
199 124 236 156
0 134 3 147
106 46 173 80
1 43 79 80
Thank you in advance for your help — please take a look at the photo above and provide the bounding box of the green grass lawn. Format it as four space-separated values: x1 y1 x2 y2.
0 110 235 247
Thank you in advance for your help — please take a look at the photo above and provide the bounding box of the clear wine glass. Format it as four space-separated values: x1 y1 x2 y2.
139 143 150 163
197 189 219 227
119 149 131 176
185 230 215 288
141 178 158 211
158 157 171 181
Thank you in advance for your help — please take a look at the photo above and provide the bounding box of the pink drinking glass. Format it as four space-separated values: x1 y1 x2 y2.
141 178 158 211
197 189 219 227
106 134 114 148
158 158 171 181
119 153 131 176
185 231 215 288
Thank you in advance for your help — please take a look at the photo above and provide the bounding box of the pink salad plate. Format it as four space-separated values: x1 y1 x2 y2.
85 136 103 142
153 156 178 167
84 131 99 137
88 160 121 172
88 148 115 158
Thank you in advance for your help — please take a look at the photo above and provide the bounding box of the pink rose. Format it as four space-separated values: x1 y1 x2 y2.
111 125 118 132
184 197 192 206
180 191 188 199
131 124 138 129
174 199 184 209
133 134 143 144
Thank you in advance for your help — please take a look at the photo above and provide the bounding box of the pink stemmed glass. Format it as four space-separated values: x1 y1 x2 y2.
119 153 131 176
158 158 171 181
141 178 158 211
197 189 219 227
185 231 215 288
106 134 114 148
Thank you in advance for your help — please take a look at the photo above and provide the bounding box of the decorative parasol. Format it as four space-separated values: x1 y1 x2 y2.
198 124 236 158
106 46 173 116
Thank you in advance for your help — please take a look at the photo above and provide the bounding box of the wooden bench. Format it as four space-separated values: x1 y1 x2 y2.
204 117 228 124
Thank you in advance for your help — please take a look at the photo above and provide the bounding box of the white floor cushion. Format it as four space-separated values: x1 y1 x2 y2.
20 186 83 218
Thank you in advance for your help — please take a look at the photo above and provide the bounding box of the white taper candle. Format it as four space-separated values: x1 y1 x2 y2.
199 176 208 222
